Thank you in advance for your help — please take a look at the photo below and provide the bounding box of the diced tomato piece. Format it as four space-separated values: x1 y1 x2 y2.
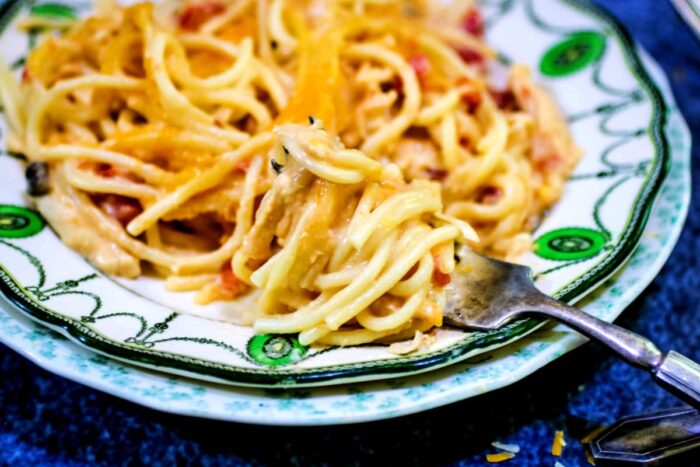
432 255 452 287
401 262 420 281
94 163 124 178
461 8 484 37
531 136 564 173
178 1 225 31
381 75 403 94
425 167 447 181
220 262 244 295
536 154 563 172
456 47 484 65
489 88 518 111
462 90 482 113
235 160 251 173
477 186 502 204
433 269 452 287
21 68 31 83
97 166 117 177
95 194 142 227
93 163 142 182
408 54 431 80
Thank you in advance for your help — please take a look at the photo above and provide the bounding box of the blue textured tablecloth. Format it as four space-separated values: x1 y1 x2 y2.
1 1 699 465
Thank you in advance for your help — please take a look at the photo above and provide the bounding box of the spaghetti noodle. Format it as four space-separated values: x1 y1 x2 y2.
0 0 581 347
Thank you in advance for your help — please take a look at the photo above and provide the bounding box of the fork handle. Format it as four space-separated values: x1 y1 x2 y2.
536 297 700 408
653 351 700 409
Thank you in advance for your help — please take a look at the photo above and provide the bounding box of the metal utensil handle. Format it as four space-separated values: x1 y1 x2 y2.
536 295 664 369
534 295 700 408
653 351 700 409
589 407 700 463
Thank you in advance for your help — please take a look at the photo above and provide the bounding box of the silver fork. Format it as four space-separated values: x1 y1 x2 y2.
444 247 700 408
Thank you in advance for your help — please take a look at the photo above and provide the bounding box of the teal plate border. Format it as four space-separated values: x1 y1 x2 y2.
0 0 673 386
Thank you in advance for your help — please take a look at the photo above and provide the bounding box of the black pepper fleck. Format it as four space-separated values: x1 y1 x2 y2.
25 161 50 196
271 159 284 174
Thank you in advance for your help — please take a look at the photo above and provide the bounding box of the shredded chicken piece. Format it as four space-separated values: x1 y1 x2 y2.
388 330 436 355
509 65 583 205
393 138 441 181
35 185 140 278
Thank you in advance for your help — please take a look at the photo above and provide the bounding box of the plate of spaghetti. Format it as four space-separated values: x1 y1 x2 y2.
0 0 672 387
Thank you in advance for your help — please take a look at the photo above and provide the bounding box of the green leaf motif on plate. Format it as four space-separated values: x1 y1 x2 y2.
247 334 308 367
534 227 607 261
29 3 77 20
540 31 606 77
0 205 45 238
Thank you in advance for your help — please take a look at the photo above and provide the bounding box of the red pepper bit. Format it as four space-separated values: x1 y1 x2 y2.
21 68 31 83
532 136 564 173
461 8 484 37
401 262 420 281
489 88 518 111
456 47 484 66
457 81 483 113
432 255 452 287
425 167 448 181
408 54 432 82
220 262 244 296
94 163 122 178
381 75 403 94
94 194 143 227
234 160 251 173
536 154 564 173
433 269 452 287
94 163 142 183
178 1 225 31
476 186 502 204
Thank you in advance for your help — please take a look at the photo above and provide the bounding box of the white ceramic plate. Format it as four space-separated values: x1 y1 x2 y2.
0 0 687 388
0 40 691 429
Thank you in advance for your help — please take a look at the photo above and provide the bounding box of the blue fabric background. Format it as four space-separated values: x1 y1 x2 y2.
1 1 699 465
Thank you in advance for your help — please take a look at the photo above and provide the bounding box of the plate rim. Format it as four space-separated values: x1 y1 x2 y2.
0 0 674 386
671 0 700 38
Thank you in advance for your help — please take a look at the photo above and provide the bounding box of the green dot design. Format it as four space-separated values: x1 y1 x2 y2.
540 31 606 77
0 205 45 238
535 227 607 261
247 335 307 366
